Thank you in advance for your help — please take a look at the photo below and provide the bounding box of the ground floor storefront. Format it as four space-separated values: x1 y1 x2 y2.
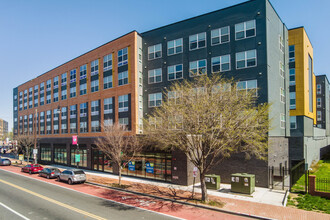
37 137 278 187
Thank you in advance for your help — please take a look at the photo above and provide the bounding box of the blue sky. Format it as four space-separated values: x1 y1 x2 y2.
0 0 329 131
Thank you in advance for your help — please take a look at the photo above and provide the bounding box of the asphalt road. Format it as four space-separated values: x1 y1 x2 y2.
0 169 179 220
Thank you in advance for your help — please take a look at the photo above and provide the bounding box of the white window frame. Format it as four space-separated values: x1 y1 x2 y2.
189 59 207 77
148 44 162 60
279 61 284 78
104 75 113 89
80 83 87 95
189 32 206 51
211 26 230 45
148 68 162 84
91 79 99 93
103 53 113 71
91 100 99 116
280 88 285 103
118 47 128 67
167 38 183 56
91 59 99 76
235 20 256 40
104 98 113 114
211 54 231 73
118 95 129 112
148 93 162 108
118 71 128 86
280 114 285 129
236 49 257 69
236 79 258 96
70 87 76 98
168 64 183 81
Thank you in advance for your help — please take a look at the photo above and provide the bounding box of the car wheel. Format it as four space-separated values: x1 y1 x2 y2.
29 170 32 175
21 168 23 172
57 176 61 182
47 174 51 179
38 173 41 177
82 181 86 184
68 179 73 185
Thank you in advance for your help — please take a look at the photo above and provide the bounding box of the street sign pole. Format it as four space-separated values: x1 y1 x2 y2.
192 167 198 200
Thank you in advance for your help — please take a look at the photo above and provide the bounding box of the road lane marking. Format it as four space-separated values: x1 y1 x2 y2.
0 179 107 220
0 168 184 220
0 201 30 220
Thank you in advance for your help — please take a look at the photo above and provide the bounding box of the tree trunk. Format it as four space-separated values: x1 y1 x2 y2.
118 166 122 186
27 148 30 164
200 172 209 202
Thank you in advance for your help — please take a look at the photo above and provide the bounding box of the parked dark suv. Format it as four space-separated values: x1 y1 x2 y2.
57 169 86 185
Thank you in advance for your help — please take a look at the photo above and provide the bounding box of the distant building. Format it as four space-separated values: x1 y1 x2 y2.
0 118 8 140
316 75 330 134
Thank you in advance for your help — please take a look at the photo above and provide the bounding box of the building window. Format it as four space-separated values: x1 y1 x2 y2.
40 97 44 106
103 54 113 71
104 98 113 114
280 88 285 103
70 69 76 83
168 64 183 81
91 121 100 132
80 65 87 80
236 80 257 96
54 76 59 88
280 114 285 129
91 59 99 76
70 105 77 119
211 26 230 45
104 119 113 127
61 72 67 85
290 116 297 129
189 59 206 77
235 20 256 40
211 54 230 73
289 45 295 62
148 44 162 60
80 121 88 133
119 117 129 126
279 35 284 53
317 111 322 121
46 80 51 91
104 75 113 89
61 89 67 100
148 68 162 84
91 100 99 116
46 94 51 104
118 95 129 112
80 102 88 118
317 124 322 128
279 61 284 77
118 71 128 86
236 50 257 69
80 83 87 95
317 98 322 107
168 38 183 55
189 32 206 50
53 92 58 102
289 69 296 86
290 92 296 109
317 84 321 94
70 122 77 134
118 47 128 67
91 80 99 92
70 87 76 98
149 93 162 107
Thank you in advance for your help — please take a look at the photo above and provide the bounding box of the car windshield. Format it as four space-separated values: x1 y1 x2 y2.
73 170 85 175
33 165 41 167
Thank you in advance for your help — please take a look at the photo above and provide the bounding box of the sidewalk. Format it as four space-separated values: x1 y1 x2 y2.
4 159 330 220
52 164 286 207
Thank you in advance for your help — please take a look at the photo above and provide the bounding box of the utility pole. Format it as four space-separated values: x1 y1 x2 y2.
33 108 37 164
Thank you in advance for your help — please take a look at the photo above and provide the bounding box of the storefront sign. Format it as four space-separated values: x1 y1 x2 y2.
128 161 135 171
72 136 78 145
19 154 24 161
75 154 81 162
33 149 38 155
146 162 154 174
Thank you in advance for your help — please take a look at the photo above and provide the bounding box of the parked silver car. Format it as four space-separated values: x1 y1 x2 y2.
0 158 11 166
38 167 61 179
57 169 86 184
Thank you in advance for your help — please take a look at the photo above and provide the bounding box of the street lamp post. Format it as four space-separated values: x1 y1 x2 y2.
33 108 38 164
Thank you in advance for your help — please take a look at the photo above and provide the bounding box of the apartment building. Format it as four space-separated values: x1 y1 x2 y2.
316 75 330 133
0 119 8 140
14 0 292 187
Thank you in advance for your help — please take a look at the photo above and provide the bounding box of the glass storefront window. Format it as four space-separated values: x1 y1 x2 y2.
54 147 67 164
71 147 87 168
40 146 51 161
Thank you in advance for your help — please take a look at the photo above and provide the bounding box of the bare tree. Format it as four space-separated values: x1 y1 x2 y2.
144 75 269 202
16 135 34 163
94 123 141 186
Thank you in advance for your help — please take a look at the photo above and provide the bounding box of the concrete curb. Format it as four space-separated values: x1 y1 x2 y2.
86 181 274 220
